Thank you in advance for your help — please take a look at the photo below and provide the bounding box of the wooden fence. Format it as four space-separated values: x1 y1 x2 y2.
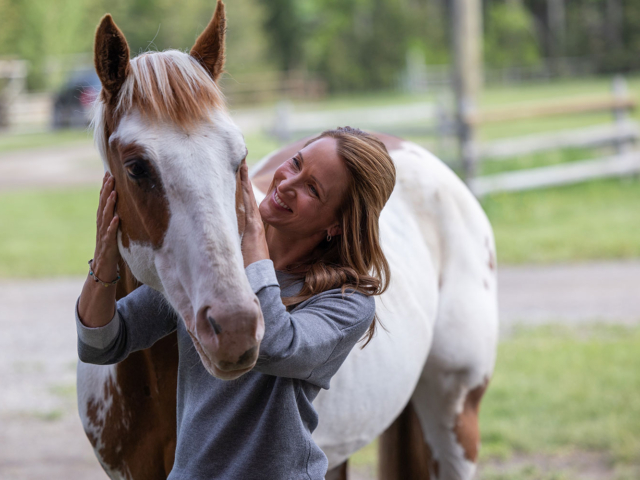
469 76 640 197
265 76 640 198
268 101 437 141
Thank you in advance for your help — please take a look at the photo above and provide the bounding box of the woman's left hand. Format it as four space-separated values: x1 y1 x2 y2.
239 160 270 268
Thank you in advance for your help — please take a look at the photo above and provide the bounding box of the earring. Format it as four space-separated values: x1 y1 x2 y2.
326 233 332 242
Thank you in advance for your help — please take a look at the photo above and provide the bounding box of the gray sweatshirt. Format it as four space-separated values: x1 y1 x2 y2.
76 259 375 480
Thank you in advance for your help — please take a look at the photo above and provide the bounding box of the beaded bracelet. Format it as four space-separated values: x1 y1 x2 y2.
88 259 121 287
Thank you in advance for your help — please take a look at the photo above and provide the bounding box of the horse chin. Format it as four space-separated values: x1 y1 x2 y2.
188 329 255 380
207 363 254 381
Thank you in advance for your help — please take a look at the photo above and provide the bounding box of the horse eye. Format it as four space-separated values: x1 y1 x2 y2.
125 160 147 179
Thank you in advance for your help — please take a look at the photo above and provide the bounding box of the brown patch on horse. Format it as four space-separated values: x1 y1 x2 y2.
325 461 348 480
115 259 140 301
485 236 496 272
488 251 496 271
378 401 436 480
83 262 179 478
85 335 179 479
375 132 406 152
454 379 489 462
108 139 171 250
190 0 226 82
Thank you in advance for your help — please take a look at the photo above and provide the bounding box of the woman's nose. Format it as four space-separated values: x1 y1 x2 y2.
278 174 296 194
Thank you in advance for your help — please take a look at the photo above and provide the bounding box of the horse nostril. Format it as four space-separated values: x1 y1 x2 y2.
207 315 223 335
238 346 258 366
216 345 259 372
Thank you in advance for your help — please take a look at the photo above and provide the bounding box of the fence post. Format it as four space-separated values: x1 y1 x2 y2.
612 75 631 155
272 100 293 142
451 0 482 183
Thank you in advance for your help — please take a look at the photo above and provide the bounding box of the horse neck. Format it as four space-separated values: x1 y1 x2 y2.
115 258 141 300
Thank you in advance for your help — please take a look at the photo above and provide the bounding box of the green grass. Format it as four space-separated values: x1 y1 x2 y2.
479 324 640 477
349 325 640 479
482 177 640 264
244 132 283 163
0 188 97 277
479 147 607 176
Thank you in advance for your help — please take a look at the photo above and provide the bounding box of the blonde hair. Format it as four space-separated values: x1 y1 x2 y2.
282 127 396 346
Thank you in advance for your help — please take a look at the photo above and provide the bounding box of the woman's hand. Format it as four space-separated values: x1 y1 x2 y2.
92 172 121 282
239 161 270 268
77 172 121 328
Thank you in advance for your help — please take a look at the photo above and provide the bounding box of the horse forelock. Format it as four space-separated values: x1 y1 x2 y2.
91 49 226 160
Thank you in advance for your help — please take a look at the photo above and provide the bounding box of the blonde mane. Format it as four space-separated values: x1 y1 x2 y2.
92 49 226 157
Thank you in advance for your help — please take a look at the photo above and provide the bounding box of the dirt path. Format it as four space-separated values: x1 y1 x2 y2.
498 260 640 330
0 142 103 192
1 261 639 479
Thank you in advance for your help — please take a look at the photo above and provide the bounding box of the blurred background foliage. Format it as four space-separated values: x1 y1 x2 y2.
2 0 640 93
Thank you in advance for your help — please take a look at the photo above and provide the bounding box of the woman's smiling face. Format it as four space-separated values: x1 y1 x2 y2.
259 137 350 239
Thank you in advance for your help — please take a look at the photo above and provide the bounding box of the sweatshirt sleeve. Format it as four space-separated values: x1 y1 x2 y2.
245 259 375 389
76 285 178 365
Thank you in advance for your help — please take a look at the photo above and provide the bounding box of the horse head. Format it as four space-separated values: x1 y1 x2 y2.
91 1 263 380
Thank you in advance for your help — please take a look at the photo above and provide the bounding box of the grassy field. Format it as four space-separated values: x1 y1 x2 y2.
348 324 640 480
0 188 96 277
1 174 638 277
482 176 640 263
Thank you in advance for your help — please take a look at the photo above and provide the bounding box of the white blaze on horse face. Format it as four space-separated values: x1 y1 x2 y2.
112 109 263 378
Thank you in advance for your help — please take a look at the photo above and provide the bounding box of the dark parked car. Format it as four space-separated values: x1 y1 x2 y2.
52 71 101 129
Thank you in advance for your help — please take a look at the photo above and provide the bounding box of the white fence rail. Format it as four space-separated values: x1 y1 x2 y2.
270 101 437 141
468 76 638 195
470 151 640 197
479 121 640 160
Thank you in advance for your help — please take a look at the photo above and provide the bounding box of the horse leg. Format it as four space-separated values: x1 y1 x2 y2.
408 271 498 480
409 366 488 480
378 400 435 479
325 461 348 480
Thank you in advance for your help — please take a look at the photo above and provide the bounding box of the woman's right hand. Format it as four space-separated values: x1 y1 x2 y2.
77 172 121 328
92 172 121 282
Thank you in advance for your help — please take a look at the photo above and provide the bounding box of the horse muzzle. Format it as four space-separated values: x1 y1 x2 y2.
193 297 264 377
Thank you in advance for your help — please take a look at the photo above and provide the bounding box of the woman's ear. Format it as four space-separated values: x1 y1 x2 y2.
327 224 342 238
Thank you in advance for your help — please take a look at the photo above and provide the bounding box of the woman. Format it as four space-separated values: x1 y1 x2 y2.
76 126 396 479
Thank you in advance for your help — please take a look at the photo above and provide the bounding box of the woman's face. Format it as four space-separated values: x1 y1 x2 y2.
259 137 349 239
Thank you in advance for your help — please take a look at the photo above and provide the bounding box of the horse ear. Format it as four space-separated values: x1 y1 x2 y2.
190 0 226 82
94 14 130 102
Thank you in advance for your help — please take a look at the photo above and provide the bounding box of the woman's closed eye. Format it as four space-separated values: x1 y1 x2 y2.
291 156 319 198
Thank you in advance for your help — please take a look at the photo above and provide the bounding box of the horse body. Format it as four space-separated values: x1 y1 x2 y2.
78 4 498 479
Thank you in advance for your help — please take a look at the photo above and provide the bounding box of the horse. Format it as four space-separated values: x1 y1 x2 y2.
77 2 498 479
